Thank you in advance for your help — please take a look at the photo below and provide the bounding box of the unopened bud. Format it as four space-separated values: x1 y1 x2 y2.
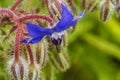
28 63 40 80
81 0 99 12
47 0 61 22
100 0 114 21
48 47 70 71
67 0 77 15
8 58 28 80
46 0 70 23
36 39 48 68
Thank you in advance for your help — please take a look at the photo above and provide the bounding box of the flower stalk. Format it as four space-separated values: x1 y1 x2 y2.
19 14 54 26
14 22 22 61
10 0 23 11
26 44 34 64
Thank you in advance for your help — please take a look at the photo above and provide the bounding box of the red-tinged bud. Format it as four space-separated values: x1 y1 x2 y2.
67 0 77 15
100 0 114 21
8 58 28 80
28 63 40 80
46 0 70 23
46 0 61 22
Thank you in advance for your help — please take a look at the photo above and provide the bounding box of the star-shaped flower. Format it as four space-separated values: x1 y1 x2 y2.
21 4 85 44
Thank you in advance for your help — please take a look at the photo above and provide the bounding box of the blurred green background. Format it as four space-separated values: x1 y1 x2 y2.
1 0 120 80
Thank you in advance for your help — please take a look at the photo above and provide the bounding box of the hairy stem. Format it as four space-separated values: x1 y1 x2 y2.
19 14 54 26
0 9 17 21
26 44 34 64
10 0 23 11
14 22 22 61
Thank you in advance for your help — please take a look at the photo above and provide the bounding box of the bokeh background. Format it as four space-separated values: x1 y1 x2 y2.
0 0 120 80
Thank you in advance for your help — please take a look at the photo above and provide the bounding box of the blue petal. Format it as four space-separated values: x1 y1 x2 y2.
53 4 73 32
66 19 78 27
79 10 85 18
21 33 46 44
21 23 54 44
26 23 53 38
66 10 85 27
20 38 30 43
28 35 45 44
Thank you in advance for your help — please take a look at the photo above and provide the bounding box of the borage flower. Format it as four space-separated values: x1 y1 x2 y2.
21 4 84 45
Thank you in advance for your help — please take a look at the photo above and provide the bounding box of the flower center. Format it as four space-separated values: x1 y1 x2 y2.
51 32 64 45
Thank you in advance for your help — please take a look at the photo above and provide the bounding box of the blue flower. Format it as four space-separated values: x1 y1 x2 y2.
20 4 85 44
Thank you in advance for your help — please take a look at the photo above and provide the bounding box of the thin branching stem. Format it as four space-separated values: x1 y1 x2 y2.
10 0 23 11
0 9 17 20
14 22 22 61
19 14 54 26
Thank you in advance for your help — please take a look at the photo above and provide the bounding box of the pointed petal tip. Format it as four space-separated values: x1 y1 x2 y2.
60 3 73 16
20 38 29 43
53 3 74 32
79 10 85 17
